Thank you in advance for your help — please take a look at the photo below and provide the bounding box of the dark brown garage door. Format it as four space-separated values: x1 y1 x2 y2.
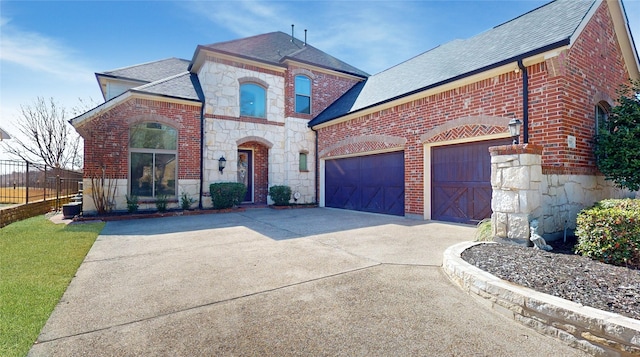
431 139 511 224
325 151 404 216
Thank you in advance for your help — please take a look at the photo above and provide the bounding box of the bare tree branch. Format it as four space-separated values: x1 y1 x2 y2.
1 97 84 170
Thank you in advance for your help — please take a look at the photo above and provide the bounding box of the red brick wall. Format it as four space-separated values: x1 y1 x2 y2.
315 1 630 216
238 142 269 204
531 0 629 174
284 65 362 119
317 72 522 216
78 97 202 183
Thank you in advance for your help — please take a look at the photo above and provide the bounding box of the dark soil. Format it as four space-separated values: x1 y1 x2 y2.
461 238 640 321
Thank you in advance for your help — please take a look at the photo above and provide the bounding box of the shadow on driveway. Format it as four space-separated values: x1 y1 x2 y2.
29 208 588 357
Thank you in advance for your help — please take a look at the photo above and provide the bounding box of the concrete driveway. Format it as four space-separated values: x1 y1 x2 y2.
29 208 587 356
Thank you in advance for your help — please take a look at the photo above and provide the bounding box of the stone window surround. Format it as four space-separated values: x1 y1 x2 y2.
299 150 309 172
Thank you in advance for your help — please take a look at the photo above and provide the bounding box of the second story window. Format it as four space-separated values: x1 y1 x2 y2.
295 75 311 114
240 83 266 118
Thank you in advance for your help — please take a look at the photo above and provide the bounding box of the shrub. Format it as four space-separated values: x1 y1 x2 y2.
125 194 139 213
474 219 493 242
269 185 291 206
155 195 169 213
575 199 640 267
210 183 246 209
594 79 640 191
180 192 196 210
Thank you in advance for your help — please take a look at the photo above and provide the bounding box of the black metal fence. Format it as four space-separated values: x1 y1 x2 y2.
0 160 83 210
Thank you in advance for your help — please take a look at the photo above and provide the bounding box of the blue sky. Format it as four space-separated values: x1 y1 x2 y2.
1 0 639 147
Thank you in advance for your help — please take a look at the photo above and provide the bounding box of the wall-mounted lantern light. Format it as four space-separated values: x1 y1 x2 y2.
508 118 522 144
218 156 227 173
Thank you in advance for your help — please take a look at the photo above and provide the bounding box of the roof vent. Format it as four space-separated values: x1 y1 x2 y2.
304 29 307 46
291 24 294 42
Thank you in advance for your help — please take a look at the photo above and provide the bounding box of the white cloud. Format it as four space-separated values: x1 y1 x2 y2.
188 1 293 39
0 17 94 82
184 1 434 74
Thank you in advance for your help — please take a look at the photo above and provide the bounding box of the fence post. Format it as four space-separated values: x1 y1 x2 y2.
43 166 47 203
56 175 61 211
25 162 30 204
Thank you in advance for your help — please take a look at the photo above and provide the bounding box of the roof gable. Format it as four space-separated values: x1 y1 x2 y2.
193 31 368 78
310 0 598 126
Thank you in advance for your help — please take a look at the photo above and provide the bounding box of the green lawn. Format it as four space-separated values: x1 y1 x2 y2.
0 215 104 357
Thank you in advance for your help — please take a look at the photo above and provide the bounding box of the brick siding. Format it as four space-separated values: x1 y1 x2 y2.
315 1 631 217
79 97 202 183
285 65 362 119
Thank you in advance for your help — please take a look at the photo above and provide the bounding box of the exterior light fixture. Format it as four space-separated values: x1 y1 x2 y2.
508 118 522 144
218 156 227 173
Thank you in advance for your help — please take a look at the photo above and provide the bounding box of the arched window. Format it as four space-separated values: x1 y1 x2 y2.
240 83 266 118
295 75 311 114
595 102 610 135
129 122 177 198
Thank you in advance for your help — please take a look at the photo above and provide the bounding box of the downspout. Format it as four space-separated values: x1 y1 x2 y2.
198 104 205 210
518 59 529 143
311 126 319 204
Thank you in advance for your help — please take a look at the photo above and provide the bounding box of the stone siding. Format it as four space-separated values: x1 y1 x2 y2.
202 116 315 206
198 61 285 121
490 144 632 240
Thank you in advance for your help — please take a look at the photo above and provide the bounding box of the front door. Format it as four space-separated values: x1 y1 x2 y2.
237 150 253 202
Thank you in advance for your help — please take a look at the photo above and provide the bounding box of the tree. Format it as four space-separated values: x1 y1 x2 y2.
2 97 82 169
594 79 640 191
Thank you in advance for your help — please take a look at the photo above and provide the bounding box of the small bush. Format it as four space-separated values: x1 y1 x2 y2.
269 185 292 206
575 199 640 267
474 219 493 242
125 194 139 213
155 195 169 213
210 182 246 209
180 192 196 210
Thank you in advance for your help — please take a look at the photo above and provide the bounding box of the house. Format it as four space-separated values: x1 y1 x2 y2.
73 0 638 239
71 31 367 211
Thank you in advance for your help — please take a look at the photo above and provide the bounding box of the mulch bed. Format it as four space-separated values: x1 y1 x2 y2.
461 238 640 321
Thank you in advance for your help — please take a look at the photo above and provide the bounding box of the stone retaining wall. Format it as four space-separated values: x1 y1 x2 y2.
443 242 640 357
0 197 71 228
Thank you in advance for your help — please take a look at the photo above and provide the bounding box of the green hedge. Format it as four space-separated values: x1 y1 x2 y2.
210 182 247 209
269 185 291 206
575 199 640 267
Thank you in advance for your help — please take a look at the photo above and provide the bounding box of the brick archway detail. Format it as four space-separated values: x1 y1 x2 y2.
420 116 511 144
319 135 406 158
236 136 273 148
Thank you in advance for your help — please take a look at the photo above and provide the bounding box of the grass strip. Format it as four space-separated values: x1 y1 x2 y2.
0 215 104 357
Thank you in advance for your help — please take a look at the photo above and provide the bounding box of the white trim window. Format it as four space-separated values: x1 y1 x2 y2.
295 75 311 114
129 122 177 198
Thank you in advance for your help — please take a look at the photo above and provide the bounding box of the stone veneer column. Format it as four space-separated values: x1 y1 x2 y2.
489 144 543 243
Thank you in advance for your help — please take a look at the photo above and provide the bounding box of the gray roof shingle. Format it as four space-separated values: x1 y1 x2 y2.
310 0 596 126
200 31 369 78
132 72 203 102
99 58 190 83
